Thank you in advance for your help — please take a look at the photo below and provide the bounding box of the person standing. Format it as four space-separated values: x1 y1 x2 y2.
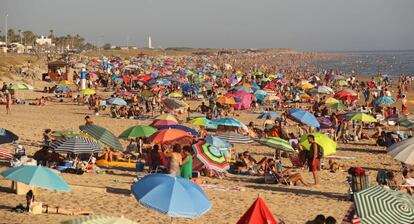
5 90 11 114
307 135 320 185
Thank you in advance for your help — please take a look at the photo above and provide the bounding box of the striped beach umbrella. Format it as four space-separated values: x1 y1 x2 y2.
62 215 137 224
354 185 414 224
193 141 229 173
257 137 294 152
0 148 13 159
216 132 253 144
50 137 102 154
79 125 123 151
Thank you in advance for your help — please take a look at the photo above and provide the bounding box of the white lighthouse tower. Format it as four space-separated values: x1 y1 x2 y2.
148 35 153 49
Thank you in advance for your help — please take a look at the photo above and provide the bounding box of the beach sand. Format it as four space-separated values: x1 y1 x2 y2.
0 52 412 224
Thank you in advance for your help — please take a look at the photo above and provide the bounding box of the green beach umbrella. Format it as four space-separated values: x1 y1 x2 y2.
62 215 136 224
79 125 123 151
1 165 70 192
8 83 30 90
354 185 414 224
299 132 336 156
329 102 347 110
257 137 294 152
349 113 377 123
118 125 157 139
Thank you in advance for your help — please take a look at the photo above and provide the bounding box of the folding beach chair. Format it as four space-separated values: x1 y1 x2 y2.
289 152 307 169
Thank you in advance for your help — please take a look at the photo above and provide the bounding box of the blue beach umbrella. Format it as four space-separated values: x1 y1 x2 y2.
107 97 127 106
257 111 280 119
56 86 71 92
288 108 320 127
213 117 243 127
131 174 211 218
373 96 395 106
205 136 232 149
1 165 70 192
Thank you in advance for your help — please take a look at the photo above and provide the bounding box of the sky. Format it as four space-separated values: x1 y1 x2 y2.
1 0 414 51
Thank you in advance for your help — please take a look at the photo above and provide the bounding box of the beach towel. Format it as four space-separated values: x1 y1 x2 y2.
325 155 356 160
201 184 245 192
0 148 13 159
341 204 361 224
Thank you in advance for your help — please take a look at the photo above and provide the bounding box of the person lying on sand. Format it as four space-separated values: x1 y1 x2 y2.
25 190 93 215
236 151 267 175
266 158 309 186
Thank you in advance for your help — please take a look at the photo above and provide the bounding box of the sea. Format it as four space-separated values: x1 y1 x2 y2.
310 50 414 77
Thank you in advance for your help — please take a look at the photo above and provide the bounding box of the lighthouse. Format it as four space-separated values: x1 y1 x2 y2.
148 35 153 49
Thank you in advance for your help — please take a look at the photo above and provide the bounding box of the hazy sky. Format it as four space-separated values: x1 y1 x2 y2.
1 0 414 51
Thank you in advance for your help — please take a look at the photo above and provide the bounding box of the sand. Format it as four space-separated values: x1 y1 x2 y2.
0 60 411 224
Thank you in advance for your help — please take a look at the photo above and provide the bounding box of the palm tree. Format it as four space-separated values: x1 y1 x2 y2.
49 30 54 38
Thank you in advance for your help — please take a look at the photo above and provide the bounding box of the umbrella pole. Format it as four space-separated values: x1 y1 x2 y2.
170 217 173 224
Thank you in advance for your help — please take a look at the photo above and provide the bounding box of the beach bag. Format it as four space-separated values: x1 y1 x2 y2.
317 144 324 159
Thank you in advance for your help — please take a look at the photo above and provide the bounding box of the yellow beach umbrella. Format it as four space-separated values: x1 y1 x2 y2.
301 83 314 90
215 96 236 105
168 92 183 98
300 132 336 156
80 88 96 95
325 97 339 105
300 93 311 100
58 80 74 85
349 113 377 123
154 114 178 122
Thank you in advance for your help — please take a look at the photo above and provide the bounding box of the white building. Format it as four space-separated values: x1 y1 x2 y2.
148 35 153 49
36 36 54 46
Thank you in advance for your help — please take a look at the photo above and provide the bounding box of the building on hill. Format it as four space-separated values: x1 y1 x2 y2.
36 36 54 46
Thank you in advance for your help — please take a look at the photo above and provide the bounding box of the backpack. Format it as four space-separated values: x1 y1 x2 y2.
317 144 324 159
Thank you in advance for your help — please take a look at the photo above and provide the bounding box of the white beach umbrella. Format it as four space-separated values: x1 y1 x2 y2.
387 137 414 164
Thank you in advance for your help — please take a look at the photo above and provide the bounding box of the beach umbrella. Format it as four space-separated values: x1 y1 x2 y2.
213 118 243 127
349 113 377 123
168 92 183 98
257 111 281 119
215 96 236 105
154 114 178 122
55 86 71 92
373 96 395 106
287 109 320 128
0 128 18 144
204 136 232 149
79 125 123 151
131 174 211 218
148 129 192 144
163 98 188 110
300 83 314 90
325 97 339 105
317 117 333 128
397 119 414 128
193 141 230 173
141 89 154 98
119 125 157 139
158 125 198 136
151 120 178 127
336 80 349 86
257 137 294 152
309 86 334 95
354 185 414 224
1 165 70 192
387 137 414 165
216 132 254 144
300 93 311 100
58 80 73 85
50 137 102 154
8 83 30 90
299 132 336 156
237 197 278 224
329 102 347 110
233 86 253 93
107 97 127 106
80 88 96 95
62 216 137 224
190 117 213 126
0 148 13 159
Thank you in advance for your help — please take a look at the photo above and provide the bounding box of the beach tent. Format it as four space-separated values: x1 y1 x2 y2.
237 197 278 224
225 91 255 110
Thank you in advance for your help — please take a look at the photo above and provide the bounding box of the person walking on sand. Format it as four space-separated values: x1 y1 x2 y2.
5 90 11 114
307 135 320 185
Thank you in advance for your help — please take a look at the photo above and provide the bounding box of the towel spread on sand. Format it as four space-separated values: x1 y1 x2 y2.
201 184 245 192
